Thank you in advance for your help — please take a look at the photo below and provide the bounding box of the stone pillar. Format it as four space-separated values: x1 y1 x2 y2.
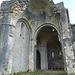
29 39 37 72
60 8 75 73
45 48 48 69
7 25 15 74
40 46 48 70
0 24 9 74
34 45 37 71
0 24 15 74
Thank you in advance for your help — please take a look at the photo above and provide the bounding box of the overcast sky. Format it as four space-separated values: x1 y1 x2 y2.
0 0 75 24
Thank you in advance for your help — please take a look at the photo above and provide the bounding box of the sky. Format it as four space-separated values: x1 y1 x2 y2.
0 0 75 24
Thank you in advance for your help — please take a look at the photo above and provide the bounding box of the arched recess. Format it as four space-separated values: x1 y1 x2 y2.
34 23 64 71
12 18 31 73
36 50 41 70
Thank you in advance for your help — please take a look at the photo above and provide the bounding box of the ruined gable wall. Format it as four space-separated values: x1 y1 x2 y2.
0 0 75 74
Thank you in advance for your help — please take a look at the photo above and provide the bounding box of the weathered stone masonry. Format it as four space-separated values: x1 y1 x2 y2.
0 0 75 75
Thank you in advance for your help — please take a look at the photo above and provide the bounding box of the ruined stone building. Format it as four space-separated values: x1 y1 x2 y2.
0 0 75 74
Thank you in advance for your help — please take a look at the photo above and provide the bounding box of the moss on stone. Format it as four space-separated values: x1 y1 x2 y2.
10 3 14 8
4 68 7 71
28 0 54 14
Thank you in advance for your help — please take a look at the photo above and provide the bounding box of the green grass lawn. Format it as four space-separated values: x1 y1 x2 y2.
70 73 75 75
8 72 75 75
9 72 67 75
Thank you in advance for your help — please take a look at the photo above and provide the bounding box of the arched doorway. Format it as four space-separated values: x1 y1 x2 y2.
36 26 64 71
47 35 64 70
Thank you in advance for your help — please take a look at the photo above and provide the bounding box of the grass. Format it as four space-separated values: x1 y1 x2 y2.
9 72 67 75
70 73 75 75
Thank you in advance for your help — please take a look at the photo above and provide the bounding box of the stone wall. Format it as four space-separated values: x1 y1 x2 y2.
0 0 75 75
0 25 9 74
72 25 75 56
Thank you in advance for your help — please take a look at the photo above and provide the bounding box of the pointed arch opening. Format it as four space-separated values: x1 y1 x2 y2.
36 25 64 71
12 19 31 72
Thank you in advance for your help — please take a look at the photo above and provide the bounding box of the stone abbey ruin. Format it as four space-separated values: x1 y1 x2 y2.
0 0 75 74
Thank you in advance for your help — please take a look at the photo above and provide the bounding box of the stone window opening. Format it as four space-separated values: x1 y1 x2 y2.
59 51 62 59
20 23 25 38
52 52 54 58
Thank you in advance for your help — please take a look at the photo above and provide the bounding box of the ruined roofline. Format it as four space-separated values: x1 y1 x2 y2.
0 0 65 13
55 2 64 7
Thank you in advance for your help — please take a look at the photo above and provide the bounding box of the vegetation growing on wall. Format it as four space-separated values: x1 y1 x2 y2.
28 0 54 15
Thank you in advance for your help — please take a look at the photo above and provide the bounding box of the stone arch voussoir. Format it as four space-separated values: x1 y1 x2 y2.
34 23 61 40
